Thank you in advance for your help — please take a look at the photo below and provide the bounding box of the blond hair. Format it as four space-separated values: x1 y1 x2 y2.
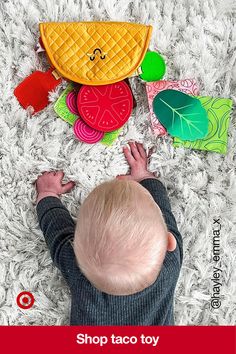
74 179 168 295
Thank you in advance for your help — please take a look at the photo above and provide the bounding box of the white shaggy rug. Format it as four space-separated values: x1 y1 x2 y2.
0 0 235 325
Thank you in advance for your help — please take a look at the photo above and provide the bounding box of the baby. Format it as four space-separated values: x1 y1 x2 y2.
36 142 183 325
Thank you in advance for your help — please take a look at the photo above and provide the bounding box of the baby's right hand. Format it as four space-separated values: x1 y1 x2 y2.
117 142 157 182
36 171 75 204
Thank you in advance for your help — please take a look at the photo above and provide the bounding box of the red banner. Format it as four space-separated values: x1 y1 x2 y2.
0 326 235 354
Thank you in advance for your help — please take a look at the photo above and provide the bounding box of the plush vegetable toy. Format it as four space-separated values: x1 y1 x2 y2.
14 21 166 144
39 22 153 85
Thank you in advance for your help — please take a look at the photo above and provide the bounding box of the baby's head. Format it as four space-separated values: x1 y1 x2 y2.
74 179 175 295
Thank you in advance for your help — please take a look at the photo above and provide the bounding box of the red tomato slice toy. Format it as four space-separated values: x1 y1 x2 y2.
77 81 133 132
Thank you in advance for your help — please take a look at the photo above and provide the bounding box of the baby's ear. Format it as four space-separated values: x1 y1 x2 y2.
167 232 177 252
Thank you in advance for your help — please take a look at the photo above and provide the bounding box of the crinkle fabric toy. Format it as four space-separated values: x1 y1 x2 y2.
153 89 209 141
54 84 121 146
16 21 152 115
15 21 169 145
77 81 133 132
40 21 152 86
14 68 62 114
173 96 233 154
146 79 200 136
73 119 105 144
54 84 79 125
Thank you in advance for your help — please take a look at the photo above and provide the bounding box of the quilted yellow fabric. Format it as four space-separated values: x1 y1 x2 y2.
39 22 152 85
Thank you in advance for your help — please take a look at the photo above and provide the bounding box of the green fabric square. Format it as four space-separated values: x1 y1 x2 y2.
54 84 121 146
101 129 121 145
54 83 78 125
173 96 233 154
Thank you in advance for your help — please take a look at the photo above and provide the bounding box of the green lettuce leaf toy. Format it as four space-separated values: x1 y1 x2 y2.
153 89 208 141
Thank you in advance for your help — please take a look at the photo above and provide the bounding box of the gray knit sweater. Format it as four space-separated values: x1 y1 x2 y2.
36 178 183 325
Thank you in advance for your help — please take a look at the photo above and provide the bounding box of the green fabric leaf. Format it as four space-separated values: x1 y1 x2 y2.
153 89 208 141
54 83 78 125
173 96 233 154
140 51 166 82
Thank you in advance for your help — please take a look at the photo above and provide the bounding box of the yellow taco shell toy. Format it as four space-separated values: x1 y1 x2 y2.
39 21 152 85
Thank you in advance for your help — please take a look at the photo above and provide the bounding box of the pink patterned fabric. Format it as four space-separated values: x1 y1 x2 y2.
146 79 200 136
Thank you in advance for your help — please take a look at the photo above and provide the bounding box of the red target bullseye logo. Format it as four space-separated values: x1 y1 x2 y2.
16 291 35 309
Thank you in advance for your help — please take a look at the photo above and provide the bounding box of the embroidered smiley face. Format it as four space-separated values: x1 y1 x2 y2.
87 48 106 61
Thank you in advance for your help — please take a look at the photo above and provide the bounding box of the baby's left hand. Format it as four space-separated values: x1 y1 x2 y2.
36 171 75 204
116 142 156 182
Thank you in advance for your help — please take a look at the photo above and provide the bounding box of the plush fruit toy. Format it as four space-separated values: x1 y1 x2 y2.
77 81 133 132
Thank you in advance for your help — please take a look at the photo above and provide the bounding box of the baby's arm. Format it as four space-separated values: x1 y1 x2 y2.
36 172 77 285
118 142 183 263
139 178 183 263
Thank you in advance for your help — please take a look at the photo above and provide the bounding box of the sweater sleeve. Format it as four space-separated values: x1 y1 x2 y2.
139 178 183 264
36 196 77 286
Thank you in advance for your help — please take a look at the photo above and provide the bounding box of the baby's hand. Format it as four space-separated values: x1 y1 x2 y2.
36 171 75 204
117 142 157 182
